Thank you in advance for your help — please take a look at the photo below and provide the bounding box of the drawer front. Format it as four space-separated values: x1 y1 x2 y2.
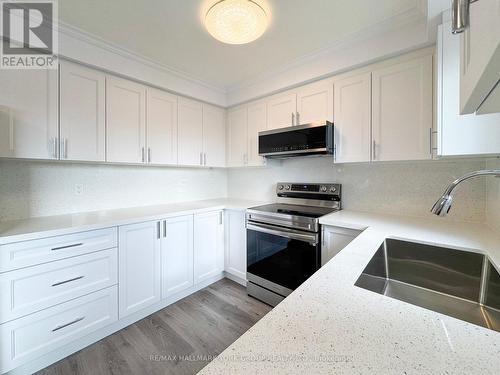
0 248 118 324
0 227 117 273
0 286 118 374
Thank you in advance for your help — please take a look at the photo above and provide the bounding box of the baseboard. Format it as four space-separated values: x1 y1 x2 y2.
6 273 225 375
224 271 247 286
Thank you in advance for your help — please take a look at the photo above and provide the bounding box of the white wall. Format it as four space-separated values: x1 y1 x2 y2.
486 158 500 234
0 160 227 221
228 157 488 222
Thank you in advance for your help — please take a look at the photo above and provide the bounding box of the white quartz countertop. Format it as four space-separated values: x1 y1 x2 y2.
0 198 265 244
200 210 500 374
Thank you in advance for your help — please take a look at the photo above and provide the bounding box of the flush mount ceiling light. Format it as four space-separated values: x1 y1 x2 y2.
205 0 268 45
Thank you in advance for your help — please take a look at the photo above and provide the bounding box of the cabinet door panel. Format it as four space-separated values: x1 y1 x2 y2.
194 211 224 284
147 88 178 165
227 106 247 167
372 55 433 161
267 93 296 129
106 77 146 163
178 97 203 166
296 81 333 125
118 221 160 318
60 61 106 162
0 67 57 159
203 104 226 167
161 215 194 298
224 210 246 280
321 226 361 266
247 101 267 167
333 73 371 163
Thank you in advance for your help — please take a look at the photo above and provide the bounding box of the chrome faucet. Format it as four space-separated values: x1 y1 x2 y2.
431 169 500 217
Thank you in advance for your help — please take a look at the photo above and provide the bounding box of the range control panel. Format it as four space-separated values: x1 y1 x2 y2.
276 183 341 201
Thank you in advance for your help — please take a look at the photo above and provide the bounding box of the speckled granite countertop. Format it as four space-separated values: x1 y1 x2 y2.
200 210 500 374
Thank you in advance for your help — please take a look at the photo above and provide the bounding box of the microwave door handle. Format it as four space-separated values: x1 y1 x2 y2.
247 223 318 245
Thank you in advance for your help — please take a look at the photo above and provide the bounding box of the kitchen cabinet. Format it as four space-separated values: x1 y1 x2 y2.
194 211 224 284
202 104 226 167
118 221 161 318
333 72 372 163
321 226 362 266
161 215 194 299
227 106 248 167
178 97 203 166
0 68 58 159
224 210 247 281
372 54 433 162
106 76 146 163
458 0 500 114
246 101 267 166
59 61 106 162
146 88 178 165
267 92 297 129
296 80 334 125
437 21 500 156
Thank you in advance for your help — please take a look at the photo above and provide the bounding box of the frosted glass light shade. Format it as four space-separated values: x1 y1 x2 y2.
205 0 268 45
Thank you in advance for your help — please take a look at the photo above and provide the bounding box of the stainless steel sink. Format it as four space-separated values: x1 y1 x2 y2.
355 238 500 333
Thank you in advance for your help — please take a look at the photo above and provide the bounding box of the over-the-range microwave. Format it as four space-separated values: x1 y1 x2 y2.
258 121 334 158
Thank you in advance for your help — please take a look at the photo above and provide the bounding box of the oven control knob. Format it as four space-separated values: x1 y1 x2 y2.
320 185 327 192
285 185 291 190
330 186 337 193
278 185 284 190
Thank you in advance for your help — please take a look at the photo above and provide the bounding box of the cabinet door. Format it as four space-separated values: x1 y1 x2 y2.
247 101 267 167
296 80 334 125
146 88 178 165
267 92 296 129
0 68 57 159
194 211 224 284
321 226 362 266
106 76 146 163
178 97 203 166
227 106 248 167
372 55 433 162
161 215 194 299
203 104 226 167
224 210 246 281
438 22 500 156
460 0 500 114
118 221 161 318
59 61 106 162
333 73 372 163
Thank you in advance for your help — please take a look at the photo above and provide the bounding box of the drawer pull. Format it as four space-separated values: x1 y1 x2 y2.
51 316 85 332
51 243 83 251
51 275 85 287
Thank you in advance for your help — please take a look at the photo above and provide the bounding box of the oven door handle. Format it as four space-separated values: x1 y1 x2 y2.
247 222 318 245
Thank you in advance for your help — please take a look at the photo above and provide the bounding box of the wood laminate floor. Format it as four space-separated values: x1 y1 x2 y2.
37 279 272 375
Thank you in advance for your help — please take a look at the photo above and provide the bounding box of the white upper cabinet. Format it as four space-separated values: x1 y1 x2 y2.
459 0 500 114
146 88 178 165
0 68 58 159
296 80 334 125
202 104 226 167
106 76 146 163
247 101 267 166
161 215 194 299
333 73 372 163
438 21 500 156
227 106 248 167
267 92 297 129
372 54 433 162
59 61 106 162
178 97 203 166
194 211 224 284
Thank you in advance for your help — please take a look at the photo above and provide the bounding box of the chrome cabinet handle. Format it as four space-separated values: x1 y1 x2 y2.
64 139 68 159
200 152 203 165
451 0 478 34
51 243 83 251
296 111 300 126
51 275 84 287
157 221 161 239
147 148 151 163
291 112 295 126
219 211 223 225
204 152 207 166
59 138 66 159
372 140 376 160
141 147 145 163
52 316 85 332
163 220 167 238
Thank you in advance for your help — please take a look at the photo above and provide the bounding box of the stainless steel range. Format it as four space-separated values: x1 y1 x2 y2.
246 182 341 306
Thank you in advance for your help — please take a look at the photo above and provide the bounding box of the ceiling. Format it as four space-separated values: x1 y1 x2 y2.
59 0 423 90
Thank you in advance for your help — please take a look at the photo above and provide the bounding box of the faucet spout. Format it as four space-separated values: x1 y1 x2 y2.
431 169 500 217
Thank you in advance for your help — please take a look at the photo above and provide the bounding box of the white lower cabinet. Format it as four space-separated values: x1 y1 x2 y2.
194 211 224 284
0 286 118 374
118 221 161 318
321 226 362 266
224 210 247 281
161 215 194 299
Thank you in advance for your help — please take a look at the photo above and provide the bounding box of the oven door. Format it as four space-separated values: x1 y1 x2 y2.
246 221 320 296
